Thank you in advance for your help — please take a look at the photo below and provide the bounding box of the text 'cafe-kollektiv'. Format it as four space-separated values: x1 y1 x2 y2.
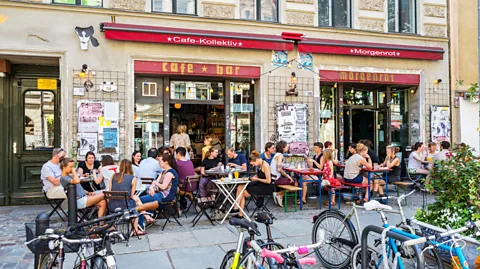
0 2 448 205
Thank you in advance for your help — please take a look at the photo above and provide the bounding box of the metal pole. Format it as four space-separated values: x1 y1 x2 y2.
67 184 77 226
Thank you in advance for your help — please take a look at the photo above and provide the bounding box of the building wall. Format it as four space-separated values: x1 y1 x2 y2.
0 1 449 157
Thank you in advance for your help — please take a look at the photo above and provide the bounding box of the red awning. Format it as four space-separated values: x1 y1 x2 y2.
101 23 295 51
298 38 444 60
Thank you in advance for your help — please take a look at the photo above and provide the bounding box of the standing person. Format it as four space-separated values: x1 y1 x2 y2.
321 149 337 205
175 147 196 193
59 158 106 218
199 148 223 198
408 142 430 176
97 155 118 190
433 141 451 161
270 141 296 207
77 151 102 192
41 148 66 199
201 135 213 161
260 142 275 165
136 154 179 224
344 143 372 203
359 139 380 164
136 148 163 180
226 147 247 170
170 124 192 160
109 159 144 235
231 151 274 218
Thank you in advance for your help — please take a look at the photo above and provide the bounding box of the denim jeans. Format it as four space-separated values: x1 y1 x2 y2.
199 177 216 198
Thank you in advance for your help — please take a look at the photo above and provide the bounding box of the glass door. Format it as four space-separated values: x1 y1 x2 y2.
230 82 254 155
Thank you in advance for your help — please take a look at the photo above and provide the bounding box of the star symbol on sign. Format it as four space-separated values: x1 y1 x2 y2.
396 52 400 56
238 42 243 46
167 37 172 41
350 49 353 53
202 66 208 72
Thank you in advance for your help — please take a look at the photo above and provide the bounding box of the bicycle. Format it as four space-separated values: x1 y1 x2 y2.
236 230 325 269
220 212 284 269
311 190 443 269
401 220 480 269
26 209 144 269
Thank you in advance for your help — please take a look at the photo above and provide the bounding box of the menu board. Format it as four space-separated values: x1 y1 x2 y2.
276 103 309 154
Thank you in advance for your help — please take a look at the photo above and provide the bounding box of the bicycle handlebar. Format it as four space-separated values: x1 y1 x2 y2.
403 220 480 247
261 248 284 263
25 233 103 246
298 257 316 265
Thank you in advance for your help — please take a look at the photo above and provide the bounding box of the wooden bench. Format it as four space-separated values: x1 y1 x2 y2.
277 185 302 212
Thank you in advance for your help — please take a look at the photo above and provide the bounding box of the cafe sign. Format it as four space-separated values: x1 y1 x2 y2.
135 61 261 78
320 70 420 85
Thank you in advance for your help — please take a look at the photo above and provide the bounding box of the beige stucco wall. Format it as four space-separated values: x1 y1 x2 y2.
0 2 449 155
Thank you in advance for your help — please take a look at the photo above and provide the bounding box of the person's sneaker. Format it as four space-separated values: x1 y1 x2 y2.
275 194 284 208
272 192 278 205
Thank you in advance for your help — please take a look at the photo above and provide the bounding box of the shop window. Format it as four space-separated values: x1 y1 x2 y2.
388 0 416 33
239 0 278 22
134 104 164 157
152 0 196 14
230 82 255 155
142 82 157 97
24 91 55 150
170 81 223 101
318 0 351 27
343 87 374 106
53 0 102 6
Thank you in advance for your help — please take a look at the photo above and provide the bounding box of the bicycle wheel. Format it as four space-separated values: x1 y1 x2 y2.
92 256 111 269
312 210 358 269
220 249 236 269
38 253 59 269
350 242 425 269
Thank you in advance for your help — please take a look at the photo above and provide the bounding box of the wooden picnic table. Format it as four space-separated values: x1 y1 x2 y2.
283 167 323 210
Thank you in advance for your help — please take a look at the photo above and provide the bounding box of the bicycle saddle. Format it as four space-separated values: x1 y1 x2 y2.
254 212 274 225
229 218 261 236
364 200 393 211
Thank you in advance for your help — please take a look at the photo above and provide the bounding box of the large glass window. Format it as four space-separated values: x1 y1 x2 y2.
230 82 255 155
388 0 416 33
170 81 223 101
134 104 164 158
390 89 409 150
319 85 336 146
24 91 55 150
240 0 278 22
318 0 350 27
53 0 102 6
152 0 195 14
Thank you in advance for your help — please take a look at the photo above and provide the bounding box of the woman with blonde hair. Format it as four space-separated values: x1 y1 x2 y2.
343 143 372 203
170 124 192 159
109 159 144 236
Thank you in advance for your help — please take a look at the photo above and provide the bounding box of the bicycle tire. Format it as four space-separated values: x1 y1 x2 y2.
237 242 286 269
350 243 425 269
38 253 59 269
93 256 111 269
219 249 236 269
312 210 358 269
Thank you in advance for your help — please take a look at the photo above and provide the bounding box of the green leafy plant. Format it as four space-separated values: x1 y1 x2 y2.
415 145 480 239
467 83 479 102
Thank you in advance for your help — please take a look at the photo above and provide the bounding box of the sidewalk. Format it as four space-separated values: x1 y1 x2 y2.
0 192 434 269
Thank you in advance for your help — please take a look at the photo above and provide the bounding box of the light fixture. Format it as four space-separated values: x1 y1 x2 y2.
382 93 386 98
350 89 354 94
79 64 88 78
230 85 234 91
287 63 292 69
410 89 415 94
251 79 255 85
333 83 337 89
165 86 170 92
210 89 214 93
174 103 181 109
0 72 6 78
434 79 442 84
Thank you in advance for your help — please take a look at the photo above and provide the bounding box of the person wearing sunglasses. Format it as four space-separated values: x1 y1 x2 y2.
41 148 67 199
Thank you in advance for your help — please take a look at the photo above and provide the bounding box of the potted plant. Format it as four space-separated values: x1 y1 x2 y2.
467 83 479 103
415 145 480 267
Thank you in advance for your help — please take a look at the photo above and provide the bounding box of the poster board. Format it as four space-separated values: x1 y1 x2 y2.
276 103 309 154
430 105 451 143
77 100 120 160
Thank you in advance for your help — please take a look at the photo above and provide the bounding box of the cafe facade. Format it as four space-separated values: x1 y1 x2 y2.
0 1 449 204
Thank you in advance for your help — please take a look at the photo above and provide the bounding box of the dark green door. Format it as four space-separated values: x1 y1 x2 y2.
4 66 61 205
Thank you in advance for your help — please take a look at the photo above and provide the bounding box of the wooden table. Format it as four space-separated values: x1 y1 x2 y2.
283 167 323 210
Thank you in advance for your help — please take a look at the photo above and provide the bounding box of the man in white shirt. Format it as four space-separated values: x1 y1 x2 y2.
136 148 164 179
433 141 450 162
41 148 67 198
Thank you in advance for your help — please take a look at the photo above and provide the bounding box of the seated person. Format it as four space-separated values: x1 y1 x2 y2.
359 139 380 165
374 146 401 198
41 148 66 199
270 141 296 207
60 158 106 217
343 143 372 203
232 151 274 218
109 159 143 236
199 147 222 198
308 142 324 169
77 151 102 192
260 142 275 165
175 147 196 193
136 148 163 180
226 147 247 170
408 142 430 176
97 155 118 190
433 141 450 162
135 154 178 224
345 142 357 160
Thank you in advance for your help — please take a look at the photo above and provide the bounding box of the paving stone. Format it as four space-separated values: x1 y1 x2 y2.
112 236 151 255
115 250 171 269
149 231 199 250
272 219 313 237
193 227 237 246
168 245 225 269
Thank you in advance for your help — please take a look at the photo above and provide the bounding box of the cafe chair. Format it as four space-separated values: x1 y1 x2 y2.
42 190 67 222
245 194 272 217
177 175 201 217
103 191 138 242
150 177 182 231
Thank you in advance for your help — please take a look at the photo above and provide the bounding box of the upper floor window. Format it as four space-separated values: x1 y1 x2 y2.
240 0 278 22
388 0 416 33
318 0 351 27
53 0 102 6
152 0 196 14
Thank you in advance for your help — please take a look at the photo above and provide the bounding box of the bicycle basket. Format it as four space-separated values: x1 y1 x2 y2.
113 219 131 243
25 223 51 255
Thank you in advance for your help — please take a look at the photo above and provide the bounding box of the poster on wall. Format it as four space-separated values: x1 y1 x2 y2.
276 103 309 154
297 52 313 70
271 51 288 66
430 106 451 143
77 100 120 160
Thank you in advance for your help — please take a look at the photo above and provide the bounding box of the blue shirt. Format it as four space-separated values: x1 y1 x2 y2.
228 154 247 167
136 157 164 179
41 161 62 192
260 152 274 165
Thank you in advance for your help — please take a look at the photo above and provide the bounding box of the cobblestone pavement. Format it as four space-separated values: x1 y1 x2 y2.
0 191 436 269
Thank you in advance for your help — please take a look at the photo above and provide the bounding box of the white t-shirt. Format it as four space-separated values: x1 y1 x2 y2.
270 153 283 179
408 152 423 169
100 165 119 190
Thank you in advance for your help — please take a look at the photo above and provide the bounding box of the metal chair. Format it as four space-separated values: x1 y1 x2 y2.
178 175 201 216
42 190 67 222
104 190 138 242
